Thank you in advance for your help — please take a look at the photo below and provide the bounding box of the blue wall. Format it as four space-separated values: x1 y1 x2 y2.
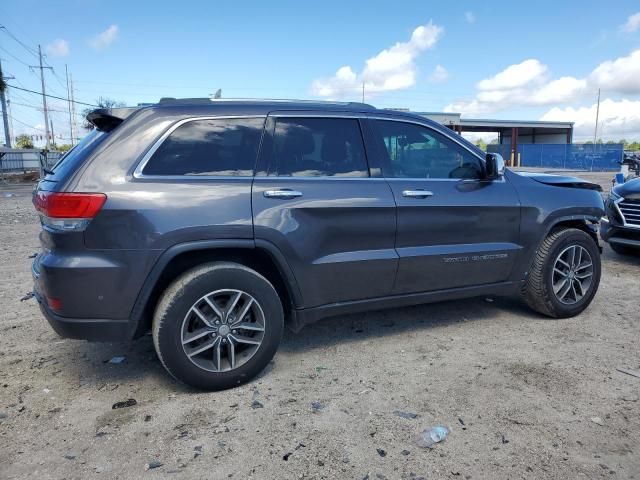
487 144 623 171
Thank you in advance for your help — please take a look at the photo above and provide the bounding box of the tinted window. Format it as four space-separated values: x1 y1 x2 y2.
269 118 368 177
142 117 264 176
371 120 483 179
48 129 108 180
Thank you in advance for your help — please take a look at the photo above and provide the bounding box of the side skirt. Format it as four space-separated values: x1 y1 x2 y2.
288 280 524 332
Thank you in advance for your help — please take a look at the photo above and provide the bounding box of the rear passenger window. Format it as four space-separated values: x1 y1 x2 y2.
269 118 369 177
142 117 264 176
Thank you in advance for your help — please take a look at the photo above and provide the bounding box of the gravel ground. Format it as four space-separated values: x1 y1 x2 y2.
0 172 639 480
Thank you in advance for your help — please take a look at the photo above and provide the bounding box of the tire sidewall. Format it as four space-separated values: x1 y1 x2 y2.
154 263 283 390
543 230 601 317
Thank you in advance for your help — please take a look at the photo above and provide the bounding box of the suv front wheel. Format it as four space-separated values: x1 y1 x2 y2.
152 262 284 390
522 228 601 318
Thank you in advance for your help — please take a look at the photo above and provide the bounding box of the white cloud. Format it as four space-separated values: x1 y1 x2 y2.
465 11 476 24
542 99 640 140
620 12 640 33
45 39 69 57
477 59 547 91
311 21 444 98
89 25 119 50
445 49 640 116
429 65 449 83
589 49 640 94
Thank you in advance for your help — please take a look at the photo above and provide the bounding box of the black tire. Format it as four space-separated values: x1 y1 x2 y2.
609 243 638 256
521 228 601 318
152 262 284 390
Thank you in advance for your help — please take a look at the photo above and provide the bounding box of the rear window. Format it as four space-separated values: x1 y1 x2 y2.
48 129 108 180
141 117 264 176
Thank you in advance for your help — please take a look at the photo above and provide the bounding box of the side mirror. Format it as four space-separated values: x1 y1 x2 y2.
485 153 505 179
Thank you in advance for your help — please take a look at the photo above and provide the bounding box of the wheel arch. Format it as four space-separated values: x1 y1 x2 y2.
128 240 302 339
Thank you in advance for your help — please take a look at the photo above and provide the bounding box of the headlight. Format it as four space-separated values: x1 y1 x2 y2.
609 190 621 201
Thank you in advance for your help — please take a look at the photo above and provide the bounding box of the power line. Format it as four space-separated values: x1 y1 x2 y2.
7 84 97 107
0 25 38 58
0 45 31 67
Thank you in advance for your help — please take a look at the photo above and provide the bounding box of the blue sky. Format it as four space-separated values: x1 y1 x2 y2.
1 0 639 145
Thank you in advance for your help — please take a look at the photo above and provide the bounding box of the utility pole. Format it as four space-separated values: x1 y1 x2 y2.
593 88 600 146
69 73 78 141
0 57 13 147
65 64 74 145
50 119 55 149
30 45 53 149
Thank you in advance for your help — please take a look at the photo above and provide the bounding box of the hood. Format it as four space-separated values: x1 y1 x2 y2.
612 177 640 199
515 171 602 192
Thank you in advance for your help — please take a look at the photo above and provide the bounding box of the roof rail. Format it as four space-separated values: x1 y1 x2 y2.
157 97 375 109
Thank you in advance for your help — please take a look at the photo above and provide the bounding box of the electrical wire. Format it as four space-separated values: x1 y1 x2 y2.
6 84 97 107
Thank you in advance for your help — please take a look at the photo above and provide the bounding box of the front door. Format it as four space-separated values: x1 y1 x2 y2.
252 114 398 308
365 117 522 294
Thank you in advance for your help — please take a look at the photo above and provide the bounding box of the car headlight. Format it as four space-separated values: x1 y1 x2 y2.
609 190 621 202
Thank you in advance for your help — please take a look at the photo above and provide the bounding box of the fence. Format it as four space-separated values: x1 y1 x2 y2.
487 143 624 171
0 149 62 176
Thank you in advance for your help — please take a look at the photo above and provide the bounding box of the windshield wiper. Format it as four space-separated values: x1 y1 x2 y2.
42 167 55 175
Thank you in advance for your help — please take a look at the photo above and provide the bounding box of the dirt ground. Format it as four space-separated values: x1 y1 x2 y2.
0 171 639 480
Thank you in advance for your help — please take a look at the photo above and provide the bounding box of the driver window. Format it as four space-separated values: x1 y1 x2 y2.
371 120 483 179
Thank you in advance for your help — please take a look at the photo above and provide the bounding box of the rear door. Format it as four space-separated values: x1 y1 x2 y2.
252 113 398 308
364 117 521 294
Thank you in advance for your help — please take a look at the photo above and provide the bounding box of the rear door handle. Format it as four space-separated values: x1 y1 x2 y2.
402 189 434 198
263 189 303 199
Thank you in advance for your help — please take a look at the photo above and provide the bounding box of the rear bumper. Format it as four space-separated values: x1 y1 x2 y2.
35 293 130 341
600 219 640 249
32 255 131 342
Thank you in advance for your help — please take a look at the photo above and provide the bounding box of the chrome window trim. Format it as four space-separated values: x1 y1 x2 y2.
614 196 640 230
132 115 267 179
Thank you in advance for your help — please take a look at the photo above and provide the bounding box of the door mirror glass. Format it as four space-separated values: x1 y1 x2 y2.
485 153 505 179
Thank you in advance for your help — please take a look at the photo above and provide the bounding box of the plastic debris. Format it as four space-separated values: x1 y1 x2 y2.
393 410 418 419
251 400 264 409
616 367 640 379
311 401 326 413
590 416 604 426
376 448 386 457
415 426 450 448
112 398 137 410
145 460 163 470
107 356 126 364
20 292 34 302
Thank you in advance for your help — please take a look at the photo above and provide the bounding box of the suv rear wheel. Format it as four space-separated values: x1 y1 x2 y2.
152 262 284 390
522 228 601 318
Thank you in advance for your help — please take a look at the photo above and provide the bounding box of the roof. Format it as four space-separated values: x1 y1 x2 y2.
459 118 574 129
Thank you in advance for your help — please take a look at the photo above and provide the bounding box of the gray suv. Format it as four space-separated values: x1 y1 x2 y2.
32 99 605 390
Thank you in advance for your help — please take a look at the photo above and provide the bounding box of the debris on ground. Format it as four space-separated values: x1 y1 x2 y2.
145 460 163 470
19 292 34 302
112 398 137 410
27 253 37 258
0 412 7 420
401 449 410 456
107 356 126 364
458 418 466 430
616 367 640 379
590 417 604 426
63 454 76 460
415 426 450 448
251 400 264 409
311 401 326 413
144 415 152 422
393 410 418 419
376 448 386 457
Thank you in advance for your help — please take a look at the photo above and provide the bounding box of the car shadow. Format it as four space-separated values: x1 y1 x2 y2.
279 295 538 354
55 295 541 393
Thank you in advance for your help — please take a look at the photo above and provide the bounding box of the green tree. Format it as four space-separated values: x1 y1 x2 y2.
15 134 34 149
56 143 73 153
475 139 487 151
82 97 126 130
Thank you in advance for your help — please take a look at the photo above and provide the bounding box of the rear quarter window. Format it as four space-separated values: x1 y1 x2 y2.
48 129 109 181
141 117 265 176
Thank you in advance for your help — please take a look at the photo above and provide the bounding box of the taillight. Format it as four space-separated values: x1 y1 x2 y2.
33 192 106 231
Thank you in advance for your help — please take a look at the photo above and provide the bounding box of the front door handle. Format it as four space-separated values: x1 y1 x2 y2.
263 189 303 199
402 189 434 198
